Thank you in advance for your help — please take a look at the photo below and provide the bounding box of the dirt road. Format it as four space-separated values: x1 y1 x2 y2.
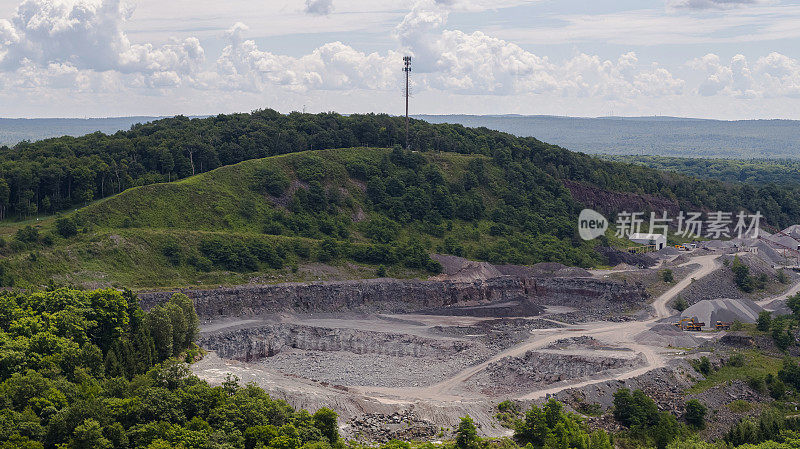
757 278 800 310
351 254 722 404
651 254 721 319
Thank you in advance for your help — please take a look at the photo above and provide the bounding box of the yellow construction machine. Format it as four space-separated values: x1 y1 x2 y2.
673 317 705 331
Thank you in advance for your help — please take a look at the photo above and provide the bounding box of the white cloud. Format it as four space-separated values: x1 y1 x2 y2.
0 0 204 88
390 1 684 98
689 52 800 98
305 0 334 16
212 22 401 93
0 0 799 119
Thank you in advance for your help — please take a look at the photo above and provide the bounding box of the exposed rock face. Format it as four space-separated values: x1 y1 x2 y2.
139 276 647 319
563 179 680 217
199 324 476 362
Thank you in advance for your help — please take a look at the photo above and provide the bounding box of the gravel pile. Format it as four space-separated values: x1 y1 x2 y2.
347 410 439 443
596 247 657 268
465 351 643 396
681 298 763 325
655 246 680 256
635 323 701 348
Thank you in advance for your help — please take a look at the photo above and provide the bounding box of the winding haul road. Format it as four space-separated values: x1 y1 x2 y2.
355 253 724 404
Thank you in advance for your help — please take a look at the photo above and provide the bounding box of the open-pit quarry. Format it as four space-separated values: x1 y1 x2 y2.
138 251 800 442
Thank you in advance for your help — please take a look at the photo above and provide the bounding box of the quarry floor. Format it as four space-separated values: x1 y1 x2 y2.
190 252 800 439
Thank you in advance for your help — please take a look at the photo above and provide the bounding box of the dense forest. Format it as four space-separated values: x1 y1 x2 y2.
603 155 800 186
2 110 800 229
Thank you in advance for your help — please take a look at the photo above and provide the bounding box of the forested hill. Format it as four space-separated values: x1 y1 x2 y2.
2 110 800 229
602 155 800 185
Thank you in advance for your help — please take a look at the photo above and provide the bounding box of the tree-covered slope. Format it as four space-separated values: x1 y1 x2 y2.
0 146 613 289
2 109 800 229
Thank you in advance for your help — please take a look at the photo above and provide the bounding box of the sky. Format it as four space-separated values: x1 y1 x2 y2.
0 0 799 119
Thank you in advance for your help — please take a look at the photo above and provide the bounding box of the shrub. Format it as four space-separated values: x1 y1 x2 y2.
757 311 772 331
728 353 745 367
747 375 766 394
15 225 39 243
613 388 659 428
55 217 78 237
162 239 182 265
188 254 213 272
728 400 752 413
376 265 387 277
672 296 688 312
662 269 674 283
787 293 800 316
731 256 754 292
316 239 339 263
771 320 793 351
253 166 290 196
777 269 789 284
767 375 786 400
200 237 258 272
693 356 712 376
685 400 707 429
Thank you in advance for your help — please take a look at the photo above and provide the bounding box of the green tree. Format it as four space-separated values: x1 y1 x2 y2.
68 419 112 449
757 311 772 332
456 416 480 449
787 293 800 316
312 408 338 444
672 296 688 313
168 293 198 349
148 306 173 360
730 256 754 293
662 269 674 283
684 400 707 429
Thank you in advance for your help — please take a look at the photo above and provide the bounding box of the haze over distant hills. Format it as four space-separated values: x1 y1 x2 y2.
416 115 800 159
0 117 161 145
3 114 800 160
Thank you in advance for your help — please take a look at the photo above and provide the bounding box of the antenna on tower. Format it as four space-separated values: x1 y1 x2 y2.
403 56 412 150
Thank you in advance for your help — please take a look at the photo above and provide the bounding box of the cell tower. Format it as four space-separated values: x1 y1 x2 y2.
403 56 412 150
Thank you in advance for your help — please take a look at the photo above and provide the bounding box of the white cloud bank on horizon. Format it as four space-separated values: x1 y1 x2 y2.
0 0 799 118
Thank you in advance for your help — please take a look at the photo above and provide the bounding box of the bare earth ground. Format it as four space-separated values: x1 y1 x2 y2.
191 251 800 440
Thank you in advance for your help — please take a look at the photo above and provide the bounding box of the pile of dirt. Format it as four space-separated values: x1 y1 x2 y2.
635 323 701 348
431 254 503 281
681 298 763 325
494 262 592 278
596 247 657 268
667 254 691 266
613 263 637 271
753 241 792 266
655 246 680 256
701 240 735 249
